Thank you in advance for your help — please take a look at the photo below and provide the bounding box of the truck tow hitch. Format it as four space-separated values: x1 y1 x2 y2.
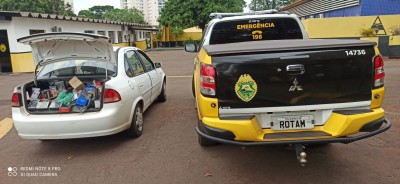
295 144 307 166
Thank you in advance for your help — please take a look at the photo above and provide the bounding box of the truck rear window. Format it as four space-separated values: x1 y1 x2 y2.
209 18 303 45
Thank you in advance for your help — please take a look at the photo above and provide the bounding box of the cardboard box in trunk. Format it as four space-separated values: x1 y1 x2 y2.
69 76 85 91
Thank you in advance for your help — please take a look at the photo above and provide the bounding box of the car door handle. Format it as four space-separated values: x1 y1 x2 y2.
140 84 143 87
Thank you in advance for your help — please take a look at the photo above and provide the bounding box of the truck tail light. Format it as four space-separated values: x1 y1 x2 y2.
373 55 385 88
104 89 121 103
200 63 216 96
11 93 21 107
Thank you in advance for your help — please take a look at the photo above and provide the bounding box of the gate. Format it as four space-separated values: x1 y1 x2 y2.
0 30 12 72
378 36 390 57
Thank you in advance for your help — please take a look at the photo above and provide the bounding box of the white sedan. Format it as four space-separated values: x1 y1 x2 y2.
11 33 166 140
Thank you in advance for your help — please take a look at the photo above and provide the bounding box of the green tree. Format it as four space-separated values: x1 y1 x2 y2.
64 2 75 16
104 8 146 24
159 0 246 30
0 0 75 15
78 10 94 18
88 5 114 19
249 0 294 11
0 0 47 12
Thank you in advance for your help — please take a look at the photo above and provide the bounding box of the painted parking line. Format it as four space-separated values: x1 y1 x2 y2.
167 76 192 78
0 118 13 139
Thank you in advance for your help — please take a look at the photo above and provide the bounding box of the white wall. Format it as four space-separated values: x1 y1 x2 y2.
4 17 124 53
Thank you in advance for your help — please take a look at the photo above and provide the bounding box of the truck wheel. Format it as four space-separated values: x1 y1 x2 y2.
192 75 195 97
158 80 167 102
127 104 143 138
198 135 217 147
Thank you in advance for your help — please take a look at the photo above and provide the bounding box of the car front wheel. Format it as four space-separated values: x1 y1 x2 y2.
158 80 166 102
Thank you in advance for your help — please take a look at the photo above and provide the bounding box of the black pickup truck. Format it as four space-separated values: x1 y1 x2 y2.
185 11 390 165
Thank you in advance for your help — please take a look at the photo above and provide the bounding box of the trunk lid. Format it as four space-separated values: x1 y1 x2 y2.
205 39 376 110
17 32 116 66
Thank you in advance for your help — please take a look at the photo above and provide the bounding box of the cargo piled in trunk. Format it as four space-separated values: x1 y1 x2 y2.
23 76 105 114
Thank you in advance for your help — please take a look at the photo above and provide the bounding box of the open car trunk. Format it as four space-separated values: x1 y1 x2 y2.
23 77 107 114
17 32 117 114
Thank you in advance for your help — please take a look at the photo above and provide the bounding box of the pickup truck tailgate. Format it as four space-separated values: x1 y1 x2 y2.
204 39 376 109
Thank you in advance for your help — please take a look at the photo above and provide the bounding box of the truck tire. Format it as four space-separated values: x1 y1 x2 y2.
198 135 217 147
197 120 217 146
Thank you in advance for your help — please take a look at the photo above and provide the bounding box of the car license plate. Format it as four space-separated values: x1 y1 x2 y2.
271 115 314 130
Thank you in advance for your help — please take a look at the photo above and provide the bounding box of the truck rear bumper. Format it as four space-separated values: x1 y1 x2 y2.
196 117 391 146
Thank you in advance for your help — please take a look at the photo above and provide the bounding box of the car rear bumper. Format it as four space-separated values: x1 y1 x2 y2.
12 102 132 139
196 110 391 146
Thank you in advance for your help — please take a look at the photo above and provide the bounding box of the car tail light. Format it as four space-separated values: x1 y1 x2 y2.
104 89 121 103
11 93 21 107
373 55 385 88
200 63 216 96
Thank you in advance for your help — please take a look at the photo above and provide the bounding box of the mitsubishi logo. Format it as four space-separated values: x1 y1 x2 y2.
289 78 303 91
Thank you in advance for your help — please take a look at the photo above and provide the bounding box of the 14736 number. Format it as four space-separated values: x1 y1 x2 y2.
345 49 366 56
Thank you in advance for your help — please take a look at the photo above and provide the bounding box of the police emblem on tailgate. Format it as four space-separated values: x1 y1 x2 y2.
235 74 258 102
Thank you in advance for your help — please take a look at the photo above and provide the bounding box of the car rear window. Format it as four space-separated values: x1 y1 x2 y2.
37 59 117 79
209 18 303 45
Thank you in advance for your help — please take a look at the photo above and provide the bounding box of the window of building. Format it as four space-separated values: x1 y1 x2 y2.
117 31 123 43
29 29 45 35
136 31 144 40
98 31 106 36
84 30 95 34
108 31 115 43
145 32 151 39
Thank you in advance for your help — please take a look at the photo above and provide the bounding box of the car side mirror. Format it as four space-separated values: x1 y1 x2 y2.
155 62 162 68
185 43 198 52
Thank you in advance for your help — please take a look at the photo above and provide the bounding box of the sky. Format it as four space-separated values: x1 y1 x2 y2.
73 0 120 14
73 0 252 14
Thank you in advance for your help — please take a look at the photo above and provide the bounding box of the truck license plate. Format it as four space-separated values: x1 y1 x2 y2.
271 115 314 130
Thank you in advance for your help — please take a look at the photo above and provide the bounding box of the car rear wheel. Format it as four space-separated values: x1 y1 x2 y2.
127 104 143 138
158 80 166 102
